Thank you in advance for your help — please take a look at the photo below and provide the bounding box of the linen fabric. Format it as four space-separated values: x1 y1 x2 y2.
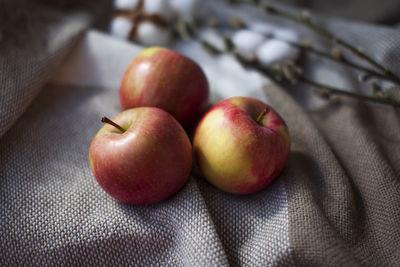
1 1 399 266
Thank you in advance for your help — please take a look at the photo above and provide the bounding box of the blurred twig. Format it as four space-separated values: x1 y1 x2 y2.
227 16 398 84
174 21 400 108
239 1 400 85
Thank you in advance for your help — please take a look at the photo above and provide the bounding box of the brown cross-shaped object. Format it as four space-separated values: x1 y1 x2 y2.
114 0 170 42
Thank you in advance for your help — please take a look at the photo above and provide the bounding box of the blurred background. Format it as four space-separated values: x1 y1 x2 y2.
281 0 400 25
2 0 399 43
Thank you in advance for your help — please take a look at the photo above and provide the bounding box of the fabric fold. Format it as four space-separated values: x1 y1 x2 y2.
0 9 90 139
265 84 400 266
1 0 400 266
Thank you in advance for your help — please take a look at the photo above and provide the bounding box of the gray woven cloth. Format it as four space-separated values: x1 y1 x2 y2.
1 1 400 266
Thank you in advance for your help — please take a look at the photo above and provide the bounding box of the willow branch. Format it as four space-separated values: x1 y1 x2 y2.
233 1 400 84
299 78 400 107
233 48 400 108
241 50 400 107
174 20 400 108
285 41 397 83
267 6 400 83
226 16 397 84
179 30 400 108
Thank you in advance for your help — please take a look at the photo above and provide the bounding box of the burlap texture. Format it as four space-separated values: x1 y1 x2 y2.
265 84 400 266
0 7 90 139
1 1 400 266
0 81 292 266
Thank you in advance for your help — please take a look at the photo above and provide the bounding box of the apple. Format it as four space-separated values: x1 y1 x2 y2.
193 97 290 194
120 46 209 129
89 107 193 204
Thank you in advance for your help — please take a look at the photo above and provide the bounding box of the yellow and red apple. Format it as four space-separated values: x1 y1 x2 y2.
193 97 290 194
120 47 209 129
89 107 192 204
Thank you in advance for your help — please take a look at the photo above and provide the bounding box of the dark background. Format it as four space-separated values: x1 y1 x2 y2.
282 0 400 25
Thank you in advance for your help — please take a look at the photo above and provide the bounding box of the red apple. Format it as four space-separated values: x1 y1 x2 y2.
89 107 192 204
193 97 290 194
120 46 209 128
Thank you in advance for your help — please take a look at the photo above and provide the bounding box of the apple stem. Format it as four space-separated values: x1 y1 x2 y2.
101 117 126 133
256 107 270 123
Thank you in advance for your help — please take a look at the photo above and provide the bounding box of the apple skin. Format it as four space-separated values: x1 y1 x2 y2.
89 107 193 204
120 46 209 129
193 97 290 194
